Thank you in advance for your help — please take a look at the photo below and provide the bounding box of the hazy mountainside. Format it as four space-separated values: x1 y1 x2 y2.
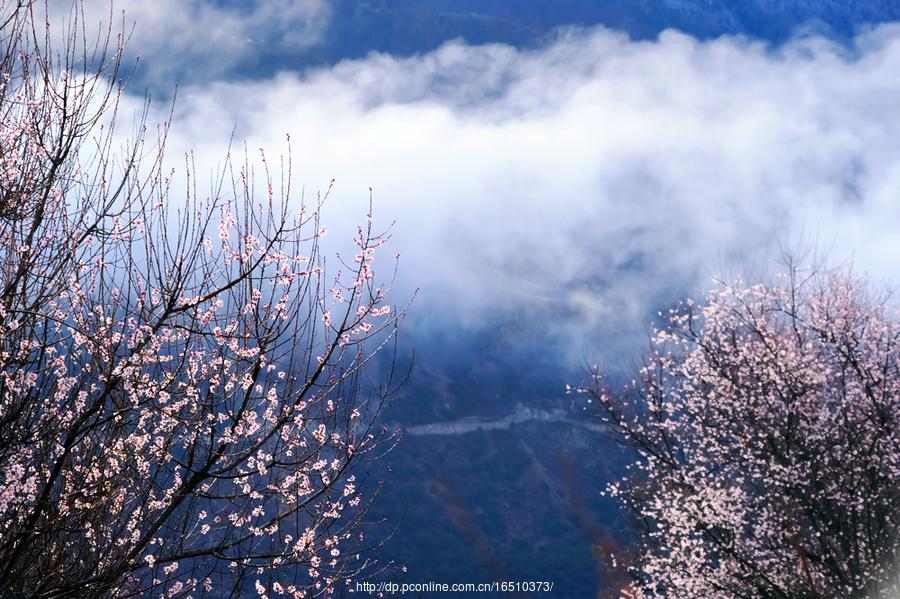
372 415 630 597
359 324 636 597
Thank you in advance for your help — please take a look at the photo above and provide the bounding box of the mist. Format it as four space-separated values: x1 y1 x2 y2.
110 24 900 367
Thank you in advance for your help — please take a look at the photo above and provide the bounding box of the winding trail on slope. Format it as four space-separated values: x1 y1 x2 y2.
401 404 608 436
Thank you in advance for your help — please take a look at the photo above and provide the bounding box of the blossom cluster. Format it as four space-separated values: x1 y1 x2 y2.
0 3 403 596
590 268 900 598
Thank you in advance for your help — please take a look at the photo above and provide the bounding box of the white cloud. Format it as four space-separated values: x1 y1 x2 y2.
122 24 900 363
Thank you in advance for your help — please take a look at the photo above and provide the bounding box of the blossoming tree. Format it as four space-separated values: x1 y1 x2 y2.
586 265 900 598
0 1 404 596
